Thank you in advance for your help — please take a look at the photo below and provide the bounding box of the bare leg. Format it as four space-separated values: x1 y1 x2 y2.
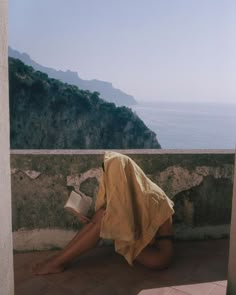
33 209 105 275
135 217 174 270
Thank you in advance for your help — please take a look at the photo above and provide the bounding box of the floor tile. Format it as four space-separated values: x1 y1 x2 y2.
138 287 173 295
138 287 191 295
214 281 227 287
209 285 226 295
173 282 216 295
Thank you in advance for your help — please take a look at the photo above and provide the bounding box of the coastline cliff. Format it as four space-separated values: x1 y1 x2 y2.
9 57 161 149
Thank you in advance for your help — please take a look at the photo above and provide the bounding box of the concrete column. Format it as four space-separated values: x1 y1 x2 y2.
0 0 14 294
227 153 236 294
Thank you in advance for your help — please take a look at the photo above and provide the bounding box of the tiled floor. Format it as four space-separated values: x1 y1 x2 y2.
14 240 229 295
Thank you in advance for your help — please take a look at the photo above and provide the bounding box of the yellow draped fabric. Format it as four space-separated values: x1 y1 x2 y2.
95 151 174 265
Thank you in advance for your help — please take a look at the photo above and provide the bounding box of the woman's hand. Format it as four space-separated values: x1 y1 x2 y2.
76 214 91 224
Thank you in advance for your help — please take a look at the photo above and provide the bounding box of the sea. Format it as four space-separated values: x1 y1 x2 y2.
131 101 236 149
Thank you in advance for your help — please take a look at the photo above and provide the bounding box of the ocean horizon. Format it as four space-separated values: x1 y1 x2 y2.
131 101 236 149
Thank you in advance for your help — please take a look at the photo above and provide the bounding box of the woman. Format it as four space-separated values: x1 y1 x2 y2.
33 152 174 275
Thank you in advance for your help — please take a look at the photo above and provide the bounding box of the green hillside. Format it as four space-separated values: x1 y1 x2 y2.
9 57 161 149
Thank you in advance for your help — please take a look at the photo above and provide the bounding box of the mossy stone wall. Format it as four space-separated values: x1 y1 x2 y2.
11 150 234 242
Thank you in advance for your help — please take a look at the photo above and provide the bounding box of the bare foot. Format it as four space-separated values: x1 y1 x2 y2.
32 258 65 275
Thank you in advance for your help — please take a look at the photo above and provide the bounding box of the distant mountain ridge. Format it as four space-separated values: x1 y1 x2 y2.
8 47 137 106
9 57 161 149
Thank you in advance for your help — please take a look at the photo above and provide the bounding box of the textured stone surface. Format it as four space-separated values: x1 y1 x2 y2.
0 1 14 294
13 229 76 251
227 153 236 295
10 151 234 250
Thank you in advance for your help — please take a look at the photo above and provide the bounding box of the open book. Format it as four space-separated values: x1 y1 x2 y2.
64 190 93 217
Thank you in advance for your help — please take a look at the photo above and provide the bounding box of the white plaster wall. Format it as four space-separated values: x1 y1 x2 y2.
0 1 14 294
227 154 236 294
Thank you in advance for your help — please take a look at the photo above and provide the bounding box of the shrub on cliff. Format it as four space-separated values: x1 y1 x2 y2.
9 57 161 149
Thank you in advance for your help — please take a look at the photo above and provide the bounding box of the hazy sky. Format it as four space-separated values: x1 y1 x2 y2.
9 0 236 103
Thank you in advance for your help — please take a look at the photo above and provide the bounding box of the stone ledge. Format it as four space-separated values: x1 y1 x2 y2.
11 149 235 155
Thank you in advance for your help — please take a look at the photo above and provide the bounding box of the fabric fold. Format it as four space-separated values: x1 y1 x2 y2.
95 151 174 265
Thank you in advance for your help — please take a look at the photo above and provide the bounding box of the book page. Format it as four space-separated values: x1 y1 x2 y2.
64 190 92 217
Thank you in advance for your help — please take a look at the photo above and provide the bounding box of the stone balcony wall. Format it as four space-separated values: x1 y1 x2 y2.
10 149 235 251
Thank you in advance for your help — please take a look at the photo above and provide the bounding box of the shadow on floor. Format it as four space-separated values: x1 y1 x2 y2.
14 239 229 295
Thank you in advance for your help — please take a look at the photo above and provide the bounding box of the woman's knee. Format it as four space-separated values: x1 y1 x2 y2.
136 243 174 270
141 251 172 270
149 254 173 270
